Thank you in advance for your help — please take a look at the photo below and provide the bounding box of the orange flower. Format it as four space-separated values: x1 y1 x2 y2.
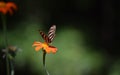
32 41 57 54
0 1 17 15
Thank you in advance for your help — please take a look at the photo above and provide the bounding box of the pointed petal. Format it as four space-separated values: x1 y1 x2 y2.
50 48 57 54
32 41 42 46
46 46 57 54
32 41 43 51
44 47 51 53
35 46 42 51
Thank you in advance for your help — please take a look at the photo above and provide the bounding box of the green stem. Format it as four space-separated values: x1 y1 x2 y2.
43 50 50 75
1 13 10 75
10 60 14 75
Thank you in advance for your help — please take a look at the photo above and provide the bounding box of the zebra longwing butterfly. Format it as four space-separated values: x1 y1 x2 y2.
40 25 56 43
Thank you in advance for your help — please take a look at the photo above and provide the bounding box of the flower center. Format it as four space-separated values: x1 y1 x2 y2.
42 42 49 48
0 2 6 7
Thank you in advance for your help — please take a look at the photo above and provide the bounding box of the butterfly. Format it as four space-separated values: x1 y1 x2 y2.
39 25 56 43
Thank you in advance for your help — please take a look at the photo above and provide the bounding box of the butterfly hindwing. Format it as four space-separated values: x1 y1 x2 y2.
40 31 49 43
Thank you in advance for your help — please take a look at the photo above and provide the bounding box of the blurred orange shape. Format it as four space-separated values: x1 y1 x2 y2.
0 1 17 15
32 41 57 54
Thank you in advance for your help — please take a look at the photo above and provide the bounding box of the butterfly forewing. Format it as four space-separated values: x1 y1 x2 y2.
48 25 56 43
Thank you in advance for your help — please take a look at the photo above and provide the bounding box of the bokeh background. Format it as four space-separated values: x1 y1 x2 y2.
0 0 120 75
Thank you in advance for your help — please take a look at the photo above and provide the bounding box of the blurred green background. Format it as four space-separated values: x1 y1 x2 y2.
0 0 120 75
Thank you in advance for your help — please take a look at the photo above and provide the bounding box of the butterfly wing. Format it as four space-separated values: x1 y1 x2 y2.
39 25 56 43
40 31 50 43
47 25 56 43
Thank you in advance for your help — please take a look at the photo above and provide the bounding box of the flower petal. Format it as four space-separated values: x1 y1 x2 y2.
32 41 42 46
0 2 17 15
46 46 57 54
35 46 42 51
6 2 17 10
7 7 13 15
44 47 51 53
0 8 7 14
32 41 43 51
